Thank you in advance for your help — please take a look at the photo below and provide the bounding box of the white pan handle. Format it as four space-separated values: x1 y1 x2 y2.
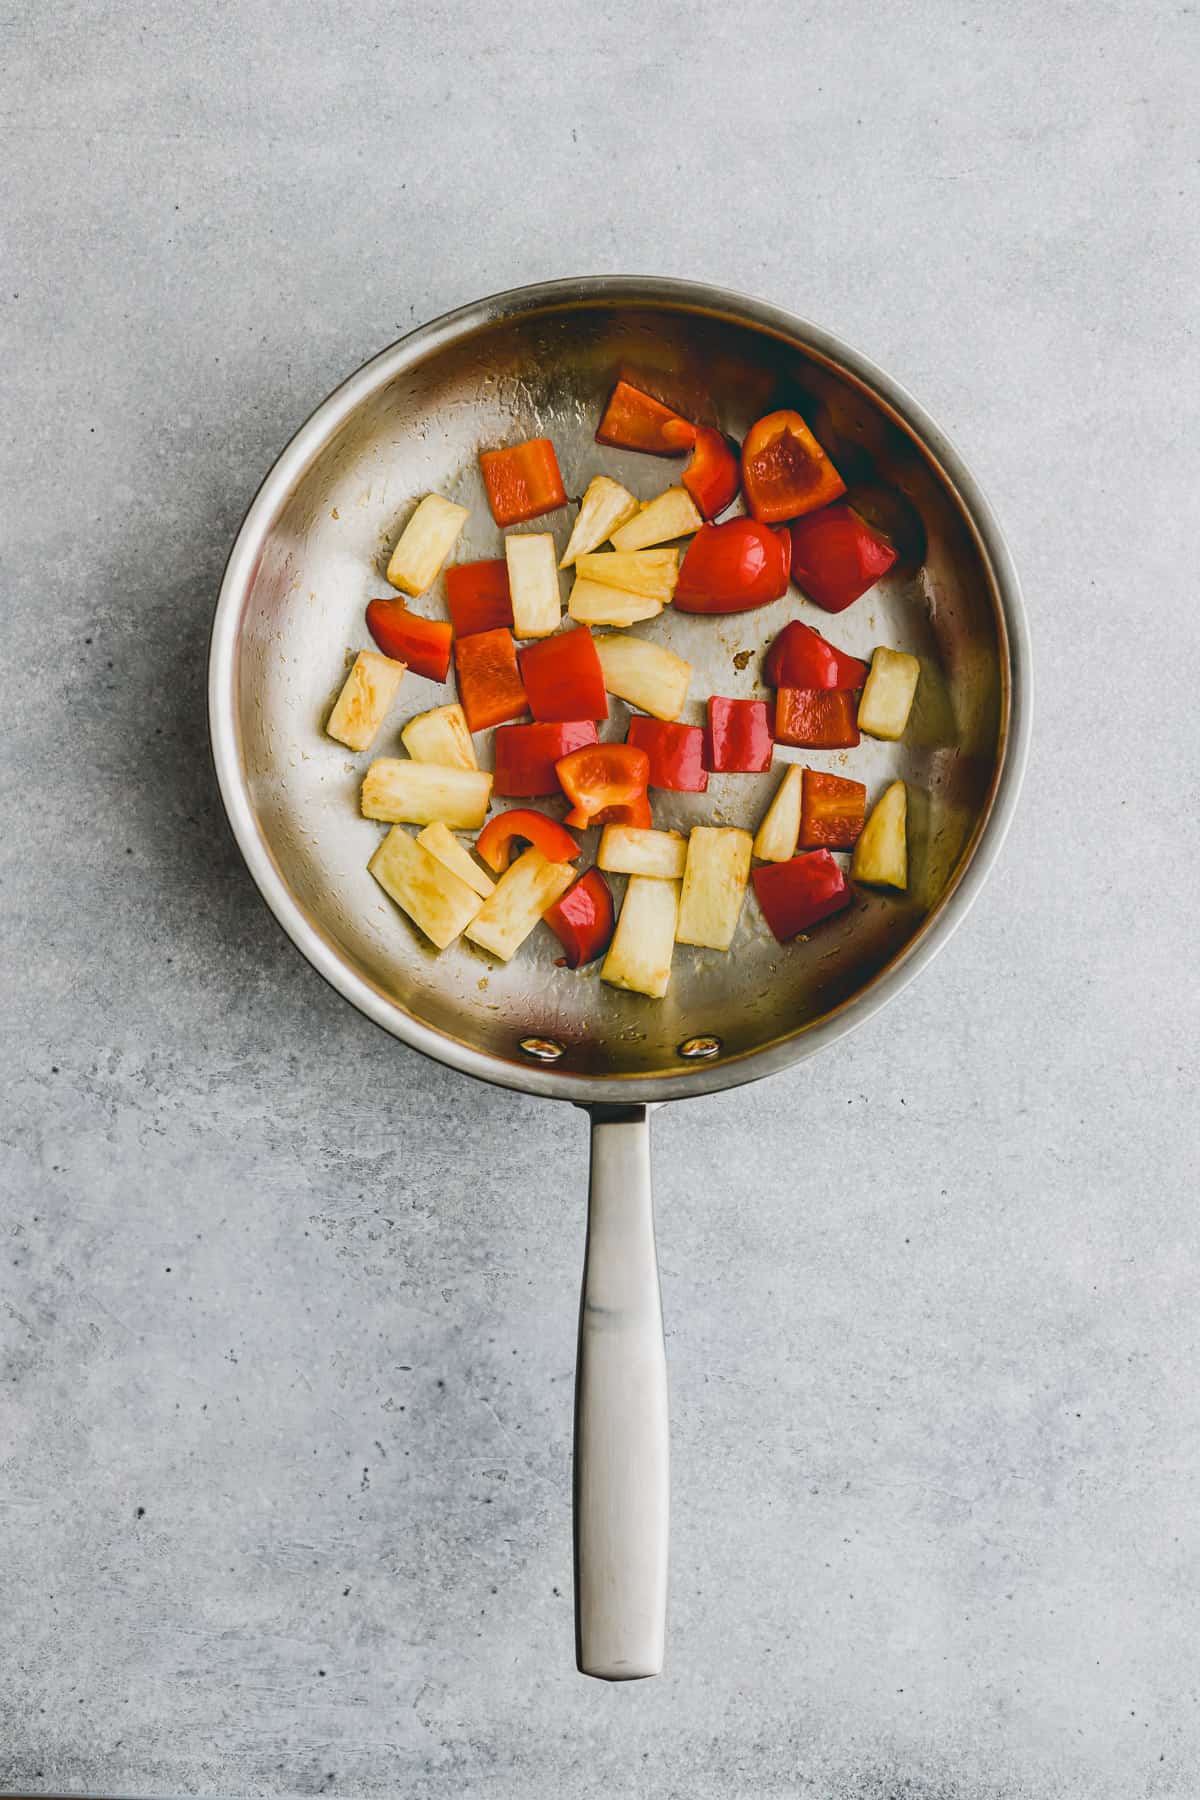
574 1103 669 1680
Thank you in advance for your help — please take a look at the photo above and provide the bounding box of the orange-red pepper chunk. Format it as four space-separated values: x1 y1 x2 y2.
479 438 567 527
454 627 528 733
595 380 697 456
741 410 845 523
799 770 866 850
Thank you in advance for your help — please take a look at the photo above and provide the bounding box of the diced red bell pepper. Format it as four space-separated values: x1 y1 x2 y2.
673 519 791 613
774 688 860 749
682 426 741 519
445 559 513 638
625 716 708 793
595 379 697 456
479 438 567 527
517 625 608 723
555 743 651 831
788 502 898 612
475 808 580 874
763 620 869 690
799 770 866 850
493 720 598 797
365 598 453 683
454 628 528 733
753 849 853 941
544 867 615 968
704 697 773 773
741 410 846 523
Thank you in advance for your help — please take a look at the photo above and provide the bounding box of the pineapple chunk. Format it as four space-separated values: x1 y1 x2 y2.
568 577 663 628
601 875 680 999
386 494 469 596
575 549 679 602
463 846 574 960
416 822 495 899
505 532 561 638
851 781 908 888
594 634 691 721
598 825 687 880
326 650 405 752
361 759 492 829
400 702 477 770
368 826 482 949
676 826 753 950
857 647 921 740
610 487 703 552
559 476 640 567
753 765 804 863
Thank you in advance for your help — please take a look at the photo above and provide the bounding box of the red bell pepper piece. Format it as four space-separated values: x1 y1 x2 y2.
752 849 853 941
799 770 866 850
763 620 869 690
555 743 651 831
493 720 598 797
479 438 567 527
453 628 528 733
365 598 453 683
595 379 697 456
625 716 708 792
788 502 898 612
774 688 860 749
517 625 608 723
475 808 580 875
673 519 790 613
741 410 846 523
682 426 741 519
592 793 653 828
704 697 773 773
544 867 615 968
445 559 513 638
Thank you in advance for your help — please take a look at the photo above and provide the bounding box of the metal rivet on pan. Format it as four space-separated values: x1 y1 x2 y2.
519 1036 565 1062
678 1035 722 1060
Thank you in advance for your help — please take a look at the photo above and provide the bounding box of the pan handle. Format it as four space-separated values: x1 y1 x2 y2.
573 1103 669 1680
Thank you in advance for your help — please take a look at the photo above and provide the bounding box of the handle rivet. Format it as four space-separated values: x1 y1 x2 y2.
519 1036 565 1062
678 1035 722 1060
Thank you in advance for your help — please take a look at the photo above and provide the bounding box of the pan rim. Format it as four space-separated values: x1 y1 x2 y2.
208 275 1032 1105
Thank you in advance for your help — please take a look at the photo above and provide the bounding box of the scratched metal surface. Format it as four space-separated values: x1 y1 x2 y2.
232 298 1003 1079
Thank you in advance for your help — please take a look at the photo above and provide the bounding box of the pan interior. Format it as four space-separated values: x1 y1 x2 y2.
229 298 1004 1080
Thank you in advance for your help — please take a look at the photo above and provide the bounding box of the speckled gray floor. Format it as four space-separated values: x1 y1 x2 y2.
3 1 1198 1795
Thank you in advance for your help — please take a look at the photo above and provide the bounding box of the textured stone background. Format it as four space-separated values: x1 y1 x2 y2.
2 1 1198 1795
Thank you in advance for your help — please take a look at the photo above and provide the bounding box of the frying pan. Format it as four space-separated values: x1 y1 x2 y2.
207 276 1031 1681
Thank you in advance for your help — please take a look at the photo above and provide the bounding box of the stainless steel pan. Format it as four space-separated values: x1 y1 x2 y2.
208 276 1031 1680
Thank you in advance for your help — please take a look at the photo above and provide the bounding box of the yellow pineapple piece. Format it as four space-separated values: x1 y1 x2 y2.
568 578 663 628
416 822 495 899
505 532 561 638
361 760 492 829
676 826 753 950
857 647 920 740
851 781 908 888
326 651 405 752
463 847 575 960
601 876 680 999
559 476 640 567
753 765 804 863
594 634 691 721
400 703 477 770
597 826 687 880
609 487 702 552
386 494 469 596
575 549 679 602
368 826 482 949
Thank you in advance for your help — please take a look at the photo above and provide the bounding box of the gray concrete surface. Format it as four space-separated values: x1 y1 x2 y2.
2 0 1198 1794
